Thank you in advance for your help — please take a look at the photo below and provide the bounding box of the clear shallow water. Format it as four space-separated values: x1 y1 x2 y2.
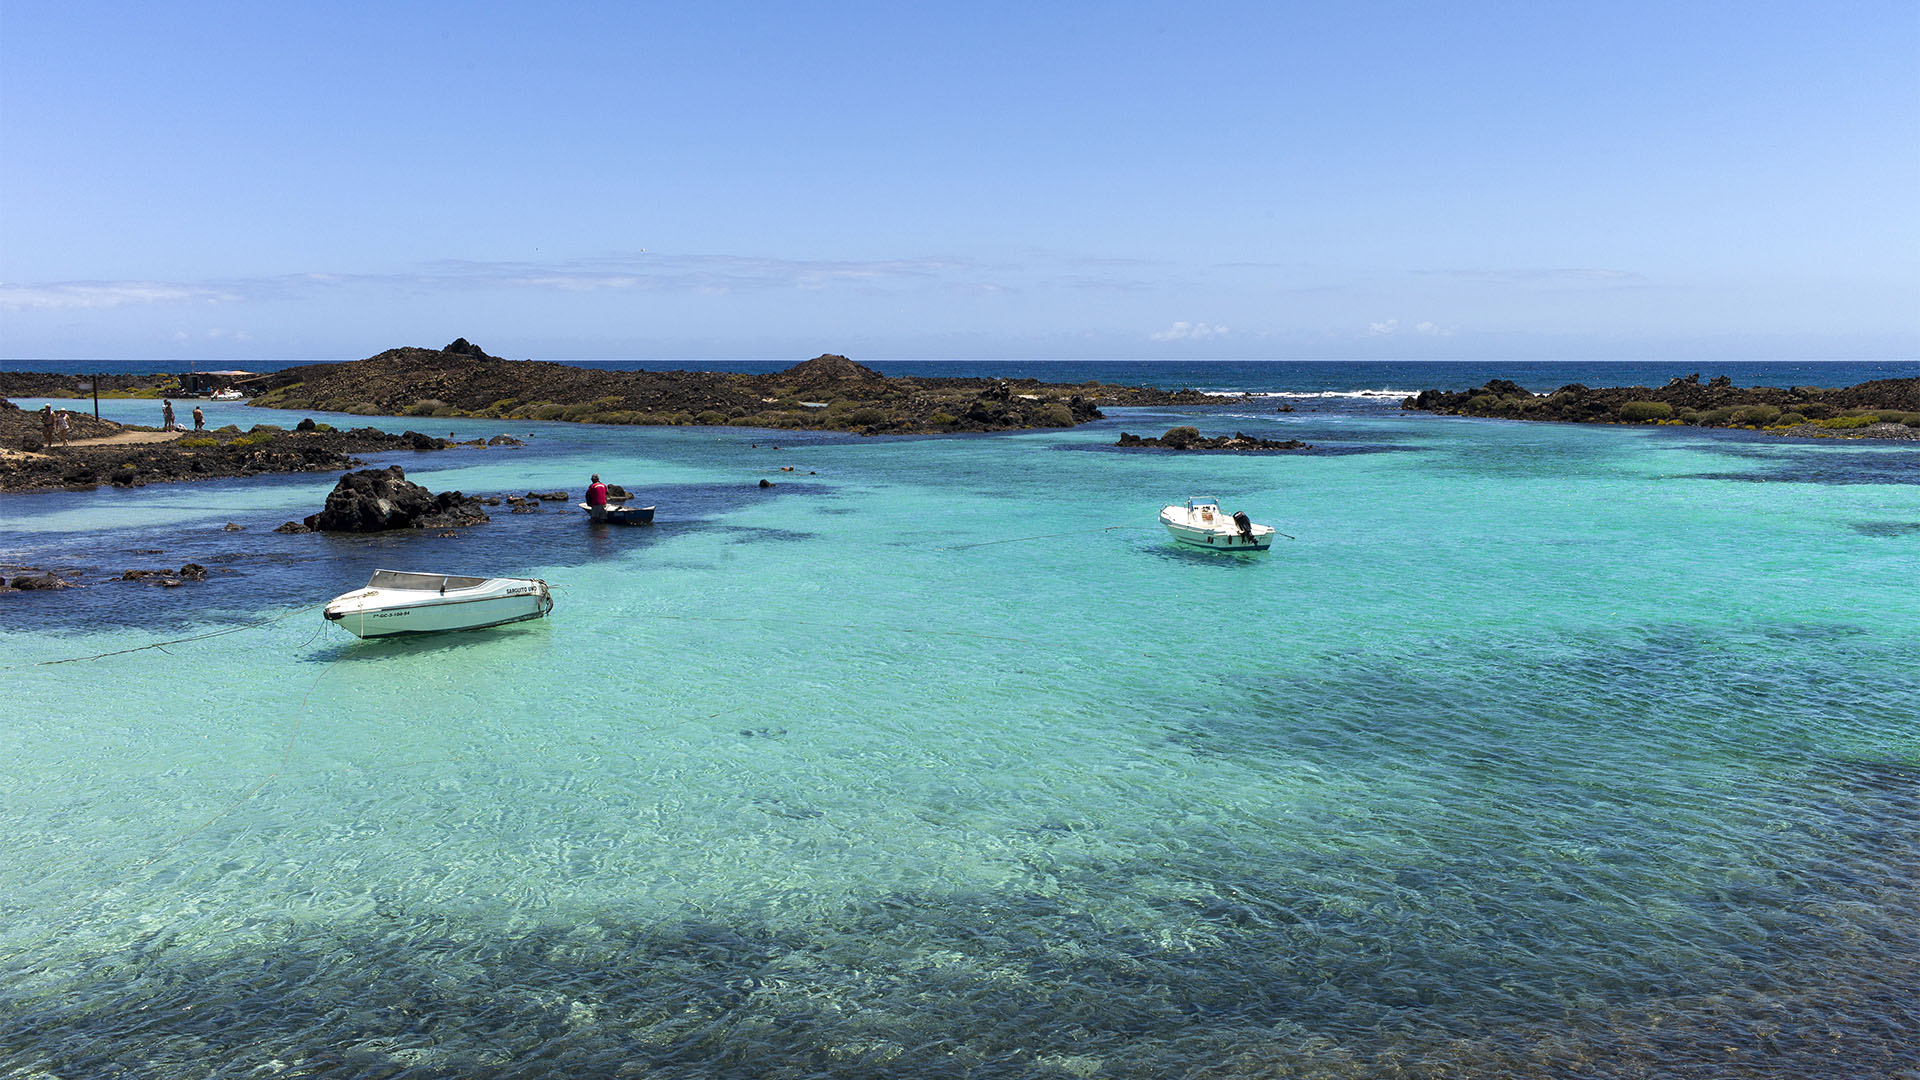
2 373 1918 1077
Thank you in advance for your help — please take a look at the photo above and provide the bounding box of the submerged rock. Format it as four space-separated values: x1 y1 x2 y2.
1117 428 1310 451
121 563 207 583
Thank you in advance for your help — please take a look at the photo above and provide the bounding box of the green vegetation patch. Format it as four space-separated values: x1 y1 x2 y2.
1618 401 1673 422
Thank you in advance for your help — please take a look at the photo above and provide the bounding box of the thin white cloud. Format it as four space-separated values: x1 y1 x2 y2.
1150 321 1229 342
1420 268 1648 285
173 327 253 343
430 253 975 295
0 281 238 310
0 253 994 311
1368 318 1455 337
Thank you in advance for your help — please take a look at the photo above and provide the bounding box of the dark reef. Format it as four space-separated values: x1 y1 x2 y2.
1117 426 1311 451
0 413 469 494
245 343 1213 435
1404 374 1920 437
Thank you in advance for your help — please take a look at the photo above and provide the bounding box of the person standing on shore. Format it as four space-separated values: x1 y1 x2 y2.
162 399 176 431
192 405 204 431
54 410 70 445
40 404 54 446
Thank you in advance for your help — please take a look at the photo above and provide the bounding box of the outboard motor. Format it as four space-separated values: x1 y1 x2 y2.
1232 511 1253 539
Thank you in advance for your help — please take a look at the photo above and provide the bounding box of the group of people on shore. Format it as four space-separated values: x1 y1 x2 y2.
34 397 207 449
158 399 205 431
38 404 70 446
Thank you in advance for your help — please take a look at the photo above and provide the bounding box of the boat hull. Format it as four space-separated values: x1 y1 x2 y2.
580 503 656 525
324 578 552 639
1159 502 1275 551
1161 523 1274 550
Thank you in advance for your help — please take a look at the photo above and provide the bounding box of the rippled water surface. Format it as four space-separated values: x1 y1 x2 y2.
2 385 1917 1077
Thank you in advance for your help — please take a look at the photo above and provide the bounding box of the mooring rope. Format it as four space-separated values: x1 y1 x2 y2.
10 606 313 671
943 524 1142 550
945 522 1296 547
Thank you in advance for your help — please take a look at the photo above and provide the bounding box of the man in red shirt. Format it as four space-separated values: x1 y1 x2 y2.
587 474 609 509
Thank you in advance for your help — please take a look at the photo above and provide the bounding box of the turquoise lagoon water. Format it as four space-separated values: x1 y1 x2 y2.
2 371 1918 1077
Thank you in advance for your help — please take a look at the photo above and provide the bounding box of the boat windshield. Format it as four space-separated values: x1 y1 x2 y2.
368 570 490 592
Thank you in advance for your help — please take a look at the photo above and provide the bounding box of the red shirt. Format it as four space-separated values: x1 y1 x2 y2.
588 482 608 507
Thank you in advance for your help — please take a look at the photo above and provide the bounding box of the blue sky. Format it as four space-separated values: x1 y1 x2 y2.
2 1 1916 362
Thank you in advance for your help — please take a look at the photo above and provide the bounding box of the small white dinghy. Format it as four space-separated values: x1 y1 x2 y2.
324 569 552 638
1159 496 1275 551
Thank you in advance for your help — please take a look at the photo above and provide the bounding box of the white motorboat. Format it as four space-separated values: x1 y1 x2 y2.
210 387 246 401
324 570 552 638
1159 497 1275 551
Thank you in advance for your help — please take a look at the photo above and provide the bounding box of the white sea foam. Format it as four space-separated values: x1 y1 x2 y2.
1200 388 1420 399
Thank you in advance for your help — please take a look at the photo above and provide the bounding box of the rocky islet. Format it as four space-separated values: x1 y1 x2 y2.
1403 374 1920 436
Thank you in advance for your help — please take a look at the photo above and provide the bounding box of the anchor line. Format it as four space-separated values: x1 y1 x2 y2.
13 606 315 670
943 524 1142 550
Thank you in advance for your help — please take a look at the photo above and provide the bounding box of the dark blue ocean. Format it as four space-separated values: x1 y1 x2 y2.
12 356 1919 398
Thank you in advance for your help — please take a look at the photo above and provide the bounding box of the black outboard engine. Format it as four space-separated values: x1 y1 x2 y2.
1232 511 1253 538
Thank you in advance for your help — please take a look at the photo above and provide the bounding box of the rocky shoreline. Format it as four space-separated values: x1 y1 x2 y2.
0 371 177 398
245 341 1213 434
0 398 493 493
1403 374 1920 438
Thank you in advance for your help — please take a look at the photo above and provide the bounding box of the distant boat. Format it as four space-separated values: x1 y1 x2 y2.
210 387 246 401
324 570 552 638
580 501 655 525
1159 497 1275 551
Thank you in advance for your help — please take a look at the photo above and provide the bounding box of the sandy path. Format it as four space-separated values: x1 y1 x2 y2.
66 429 185 447
0 428 183 463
